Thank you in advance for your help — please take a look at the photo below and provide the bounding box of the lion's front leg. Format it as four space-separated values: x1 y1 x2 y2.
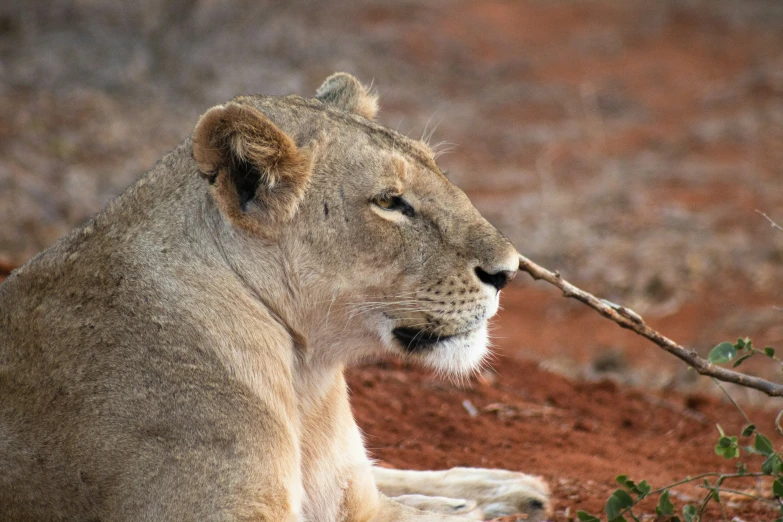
372 467 552 521
372 494 481 521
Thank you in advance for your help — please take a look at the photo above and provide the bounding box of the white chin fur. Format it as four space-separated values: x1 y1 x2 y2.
419 323 489 376
374 313 491 377
485 288 500 317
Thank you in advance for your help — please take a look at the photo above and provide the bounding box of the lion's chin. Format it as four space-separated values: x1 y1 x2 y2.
400 324 490 377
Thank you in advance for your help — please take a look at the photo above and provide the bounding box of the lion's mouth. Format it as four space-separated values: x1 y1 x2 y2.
392 327 455 353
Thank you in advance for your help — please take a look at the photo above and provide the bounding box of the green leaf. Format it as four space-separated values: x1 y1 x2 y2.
766 347 776 358
635 480 651 498
763 454 783 475
741 423 756 437
755 433 775 456
715 435 739 459
716 436 734 448
774 478 783 498
735 338 747 350
616 474 628 487
577 511 601 522
614 489 634 506
709 342 737 364
656 490 674 516
683 504 697 522
606 489 634 521
744 444 762 455
606 497 622 520
732 353 754 367
737 461 747 474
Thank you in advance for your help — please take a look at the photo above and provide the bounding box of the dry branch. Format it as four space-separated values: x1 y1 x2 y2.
517 254 783 398
757 209 783 232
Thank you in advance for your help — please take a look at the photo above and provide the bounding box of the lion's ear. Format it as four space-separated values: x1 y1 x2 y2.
192 102 311 233
315 72 378 120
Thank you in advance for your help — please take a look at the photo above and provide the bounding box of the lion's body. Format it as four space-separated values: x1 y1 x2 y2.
0 76 550 521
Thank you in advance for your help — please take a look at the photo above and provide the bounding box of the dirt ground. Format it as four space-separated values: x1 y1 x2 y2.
348 285 782 521
2 0 783 520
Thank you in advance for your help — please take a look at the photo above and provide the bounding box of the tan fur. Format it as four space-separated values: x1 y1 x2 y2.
315 72 379 120
0 73 550 521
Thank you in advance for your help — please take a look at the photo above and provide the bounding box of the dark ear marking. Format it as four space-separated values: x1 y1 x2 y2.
230 157 262 211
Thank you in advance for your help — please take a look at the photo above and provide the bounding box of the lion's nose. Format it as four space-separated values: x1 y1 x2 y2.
474 266 516 291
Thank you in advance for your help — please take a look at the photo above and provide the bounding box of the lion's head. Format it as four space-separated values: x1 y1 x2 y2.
192 73 518 376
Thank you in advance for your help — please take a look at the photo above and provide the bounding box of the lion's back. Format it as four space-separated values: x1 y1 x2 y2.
0 216 283 520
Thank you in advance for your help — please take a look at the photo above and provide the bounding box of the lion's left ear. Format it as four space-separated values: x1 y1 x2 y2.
315 72 379 120
192 102 311 234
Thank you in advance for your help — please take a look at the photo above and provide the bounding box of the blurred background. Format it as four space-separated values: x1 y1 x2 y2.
1 0 783 398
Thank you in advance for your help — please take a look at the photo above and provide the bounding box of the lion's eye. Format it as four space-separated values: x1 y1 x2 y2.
373 195 415 217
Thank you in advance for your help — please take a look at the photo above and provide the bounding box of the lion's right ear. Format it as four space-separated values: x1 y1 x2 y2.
192 102 311 234
315 73 379 120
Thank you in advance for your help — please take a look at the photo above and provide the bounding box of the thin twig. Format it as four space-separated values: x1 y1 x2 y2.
642 472 762 495
756 209 783 232
699 486 771 504
517 254 783 397
750 347 783 368
712 378 753 426
697 485 714 517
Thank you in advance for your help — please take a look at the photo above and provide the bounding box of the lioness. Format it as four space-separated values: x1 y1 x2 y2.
0 73 551 521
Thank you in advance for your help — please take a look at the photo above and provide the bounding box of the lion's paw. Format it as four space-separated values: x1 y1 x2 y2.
440 467 552 521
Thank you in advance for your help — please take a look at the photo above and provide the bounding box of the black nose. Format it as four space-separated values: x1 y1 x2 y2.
474 266 515 291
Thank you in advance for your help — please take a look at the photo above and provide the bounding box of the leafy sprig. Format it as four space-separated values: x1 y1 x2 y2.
576 339 783 522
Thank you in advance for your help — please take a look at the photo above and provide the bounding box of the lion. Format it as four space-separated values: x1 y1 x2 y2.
0 73 551 521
